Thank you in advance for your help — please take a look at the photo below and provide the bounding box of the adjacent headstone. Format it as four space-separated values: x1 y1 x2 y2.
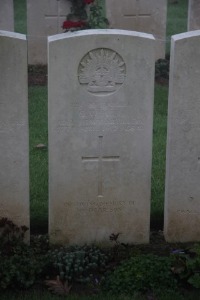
0 31 29 239
164 31 200 242
48 29 155 245
188 0 200 31
105 0 167 60
0 0 14 31
27 0 70 64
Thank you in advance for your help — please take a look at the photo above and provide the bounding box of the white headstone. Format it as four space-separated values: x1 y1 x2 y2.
105 0 167 60
0 31 29 238
188 0 200 31
27 0 70 64
0 0 14 31
48 29 155 245
164 31 200 242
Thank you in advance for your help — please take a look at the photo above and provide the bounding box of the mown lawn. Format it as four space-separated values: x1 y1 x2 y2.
3 1 200 300
28 84 169 231
12 0 189 231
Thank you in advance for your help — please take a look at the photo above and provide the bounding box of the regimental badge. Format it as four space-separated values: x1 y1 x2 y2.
78 48 126 95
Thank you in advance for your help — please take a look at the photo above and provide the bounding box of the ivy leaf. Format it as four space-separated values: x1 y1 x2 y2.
188 274 200 288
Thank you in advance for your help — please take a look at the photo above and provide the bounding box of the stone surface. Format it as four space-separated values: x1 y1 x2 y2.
27 0 70 64
164 31 200 243
48 29 155 245
0 31 29 238
0 0 14 31
105 0 167 60
188 0 200 31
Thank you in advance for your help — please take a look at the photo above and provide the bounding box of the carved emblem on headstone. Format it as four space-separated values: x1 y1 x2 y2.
78 48 126 95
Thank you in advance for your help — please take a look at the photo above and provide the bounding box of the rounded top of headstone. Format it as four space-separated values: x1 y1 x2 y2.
0 30 26 40
171 30 200 42
48 29 155 42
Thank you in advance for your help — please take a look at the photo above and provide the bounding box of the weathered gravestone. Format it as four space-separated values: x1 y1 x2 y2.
188 0 200 31
164 31 200 242
105 0 167 60
48 29 155 245
0 31 29 239
0 0 14 31
27 0 70 64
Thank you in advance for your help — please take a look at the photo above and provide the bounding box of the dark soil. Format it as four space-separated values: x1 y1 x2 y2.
28 65 47 86
155 77 169 86
108 230 195 260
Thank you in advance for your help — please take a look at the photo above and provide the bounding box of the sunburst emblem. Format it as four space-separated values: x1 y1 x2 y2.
78 48 126 95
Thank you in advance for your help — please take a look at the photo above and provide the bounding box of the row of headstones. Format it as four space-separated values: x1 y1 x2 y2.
1 28 200 245
1 0 200 64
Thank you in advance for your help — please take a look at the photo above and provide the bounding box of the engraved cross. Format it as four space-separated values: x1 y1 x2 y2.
82 136 120 198
45 0 66 33
123 2 151 22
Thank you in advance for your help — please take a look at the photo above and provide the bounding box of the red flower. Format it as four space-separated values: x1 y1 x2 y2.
84 0 94 4
62 20 87 29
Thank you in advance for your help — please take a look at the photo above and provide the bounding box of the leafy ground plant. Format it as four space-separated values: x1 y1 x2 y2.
48 245 108 285
0 218 50 290
104 254 178 297
171 244 200 289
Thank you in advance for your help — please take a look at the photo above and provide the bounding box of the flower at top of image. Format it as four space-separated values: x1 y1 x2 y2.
62 0 108 31
62 20 87 29
83 0 94 4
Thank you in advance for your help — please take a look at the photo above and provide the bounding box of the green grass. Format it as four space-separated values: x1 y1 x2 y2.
13 0 189 232
14 0 189 39
11 0 189 237
151 85 168 227
29 87 48 233
2 3 198 300
28 85 169 231
14 0 27 34
166 0 188 53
